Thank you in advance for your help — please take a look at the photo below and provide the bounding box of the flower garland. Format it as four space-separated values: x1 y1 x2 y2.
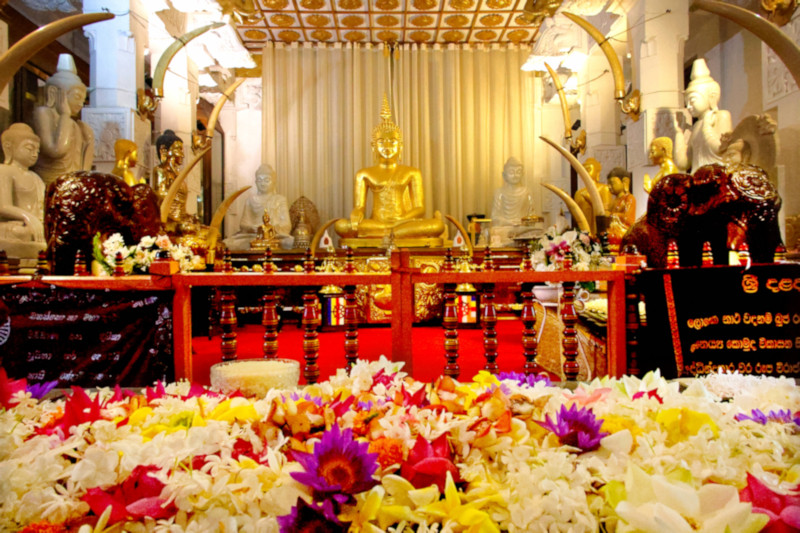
530 229 609 272
1 362 799 532
92 233 204 275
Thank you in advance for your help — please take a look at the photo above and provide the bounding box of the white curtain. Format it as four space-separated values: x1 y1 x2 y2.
262 41 538 231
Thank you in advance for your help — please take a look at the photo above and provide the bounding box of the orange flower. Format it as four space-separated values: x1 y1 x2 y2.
20 522 66 533
369 437 405 469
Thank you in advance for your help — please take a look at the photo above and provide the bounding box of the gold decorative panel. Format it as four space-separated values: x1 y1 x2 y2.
231 0 564 46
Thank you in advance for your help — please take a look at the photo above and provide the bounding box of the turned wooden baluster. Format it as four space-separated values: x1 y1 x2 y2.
262 288 279 359
560 281 579 380
73 249 88 276
302 290 321 384
625 272 641 377
521 243 532 272
343 284 359 368
482 245 494 272
481 282 498 373
441 248 460 378
560 253 579 380
520 283 545 375
263 247 277 274
0 250 8 275
219 287 238 361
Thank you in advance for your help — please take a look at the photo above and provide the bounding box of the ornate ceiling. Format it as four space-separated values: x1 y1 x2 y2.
227 0 574 48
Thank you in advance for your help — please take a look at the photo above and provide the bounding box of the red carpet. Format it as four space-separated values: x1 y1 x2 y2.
192 321 542 385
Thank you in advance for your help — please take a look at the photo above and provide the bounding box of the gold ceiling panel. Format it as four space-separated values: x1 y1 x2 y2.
231 0 561 47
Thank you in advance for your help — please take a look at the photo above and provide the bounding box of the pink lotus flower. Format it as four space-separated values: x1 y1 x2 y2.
739 473 800 532
82 465 176 525
400 433 460 493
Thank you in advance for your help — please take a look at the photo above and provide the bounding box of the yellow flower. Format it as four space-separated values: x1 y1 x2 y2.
418 471 500 533
339 486 386 533
656 407 719 444
207 398 259 424
601 414 643 438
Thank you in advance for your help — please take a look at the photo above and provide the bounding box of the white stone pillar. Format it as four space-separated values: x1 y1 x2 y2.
625 0 690 217
82 0 152 175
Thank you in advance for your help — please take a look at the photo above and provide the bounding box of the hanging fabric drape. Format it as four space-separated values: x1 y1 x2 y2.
261 41 538 229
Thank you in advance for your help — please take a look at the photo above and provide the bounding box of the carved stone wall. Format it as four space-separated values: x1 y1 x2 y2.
762 10 800 107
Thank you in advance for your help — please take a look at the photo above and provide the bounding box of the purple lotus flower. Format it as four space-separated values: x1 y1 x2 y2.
497 371 552 388
27 380 58 400
536 403 608 452
735 408 797 425
290 424 379 502
277 497 346 533
287 391 324 406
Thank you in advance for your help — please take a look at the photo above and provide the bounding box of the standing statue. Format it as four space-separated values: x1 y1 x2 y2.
32 54 94 186
573 157 611 235
224 164 293 250
643 137 679 194
605 167 636 251
334 95 444 247
152 130 187 226
489 156 535 246
673 58 732 173
0 123 46 259
111 139 140 187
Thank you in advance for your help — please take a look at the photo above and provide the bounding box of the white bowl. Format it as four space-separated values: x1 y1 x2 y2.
210 359 301 397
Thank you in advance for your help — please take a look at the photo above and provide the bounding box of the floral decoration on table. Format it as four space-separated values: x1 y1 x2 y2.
530 229 610 272
2 362 799 532
92 233 204 275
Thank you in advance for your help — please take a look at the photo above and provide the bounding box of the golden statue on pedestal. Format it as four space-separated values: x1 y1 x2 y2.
250 210 281 250
334 95 444 248
111 139 141 187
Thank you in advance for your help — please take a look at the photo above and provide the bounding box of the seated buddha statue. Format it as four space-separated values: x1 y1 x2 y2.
111 139 141 187
643 136 679 194
489 157 537 246
574 157 612 235
0 123 46 260
605 167 636 252
334 95 444 248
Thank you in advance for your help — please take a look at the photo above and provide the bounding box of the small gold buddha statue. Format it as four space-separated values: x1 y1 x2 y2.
334 95 444 248
643 136 679 194
111 139 141 187
250 210 281 250
606 167 636 252
573 157 612 235
152 129 188 226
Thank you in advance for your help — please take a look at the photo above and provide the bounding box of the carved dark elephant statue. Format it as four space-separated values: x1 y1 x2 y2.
622 163 782 268
45 171 164 275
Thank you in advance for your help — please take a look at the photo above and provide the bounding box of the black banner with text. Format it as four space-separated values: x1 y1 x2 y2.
638 264 800 379
0 286 174 387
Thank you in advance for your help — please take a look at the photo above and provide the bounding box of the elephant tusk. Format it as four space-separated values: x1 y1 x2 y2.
445 214 474 258
0 12 114 96
693 0 800 90
206 185 252 253
541 183 591 233
152 22 225 99
562 12 626 101
160 145 212 223
540 135 606 217
206 78 245 136
544 62 574 144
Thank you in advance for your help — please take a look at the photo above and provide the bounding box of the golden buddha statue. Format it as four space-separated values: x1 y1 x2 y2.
152 130 188 226
573 157 612 235
334 95 444 248
643 136 679 194
111 139 141 187
250 210 281 250
606 167 636 252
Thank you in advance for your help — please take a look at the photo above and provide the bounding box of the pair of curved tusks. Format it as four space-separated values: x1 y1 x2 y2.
543 62 574 144
205 78 245 137
541 183 591 233
0 12 115 96
562 12 626 101
692 0 800 90
152 22 225 98
540 135 605 217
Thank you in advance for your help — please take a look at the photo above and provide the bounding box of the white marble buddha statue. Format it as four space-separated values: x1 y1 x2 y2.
489 157 535 246
334 95 444 247
32 54 94 186
224 164 293 250
0 123 46 259
673 59 732 173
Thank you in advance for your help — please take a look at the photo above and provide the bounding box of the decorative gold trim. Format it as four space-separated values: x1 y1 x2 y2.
270 14 296 26
445 14 470 27
442 30 464 41
480 14 504 26
300 0 326 9
376 15 399 26
411 15 435 26
341 15 365 27
311 29 334 40
278 30 302 41
409 31 432 42
475 30 497 40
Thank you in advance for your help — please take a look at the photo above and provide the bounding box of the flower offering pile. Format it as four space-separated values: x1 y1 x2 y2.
92 233 204 275
530 229 609 271
2 360 799 532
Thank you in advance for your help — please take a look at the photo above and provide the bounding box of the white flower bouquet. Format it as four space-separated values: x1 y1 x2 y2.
92 232 203 275
530 229 610 271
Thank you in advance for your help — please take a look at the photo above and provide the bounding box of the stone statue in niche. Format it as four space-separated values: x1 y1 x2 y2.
673 58 732 173
224 164 292 250
32 54 94 186
111 139 141 187
489 157 536 246
0 123 46 260
573 157 611 235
